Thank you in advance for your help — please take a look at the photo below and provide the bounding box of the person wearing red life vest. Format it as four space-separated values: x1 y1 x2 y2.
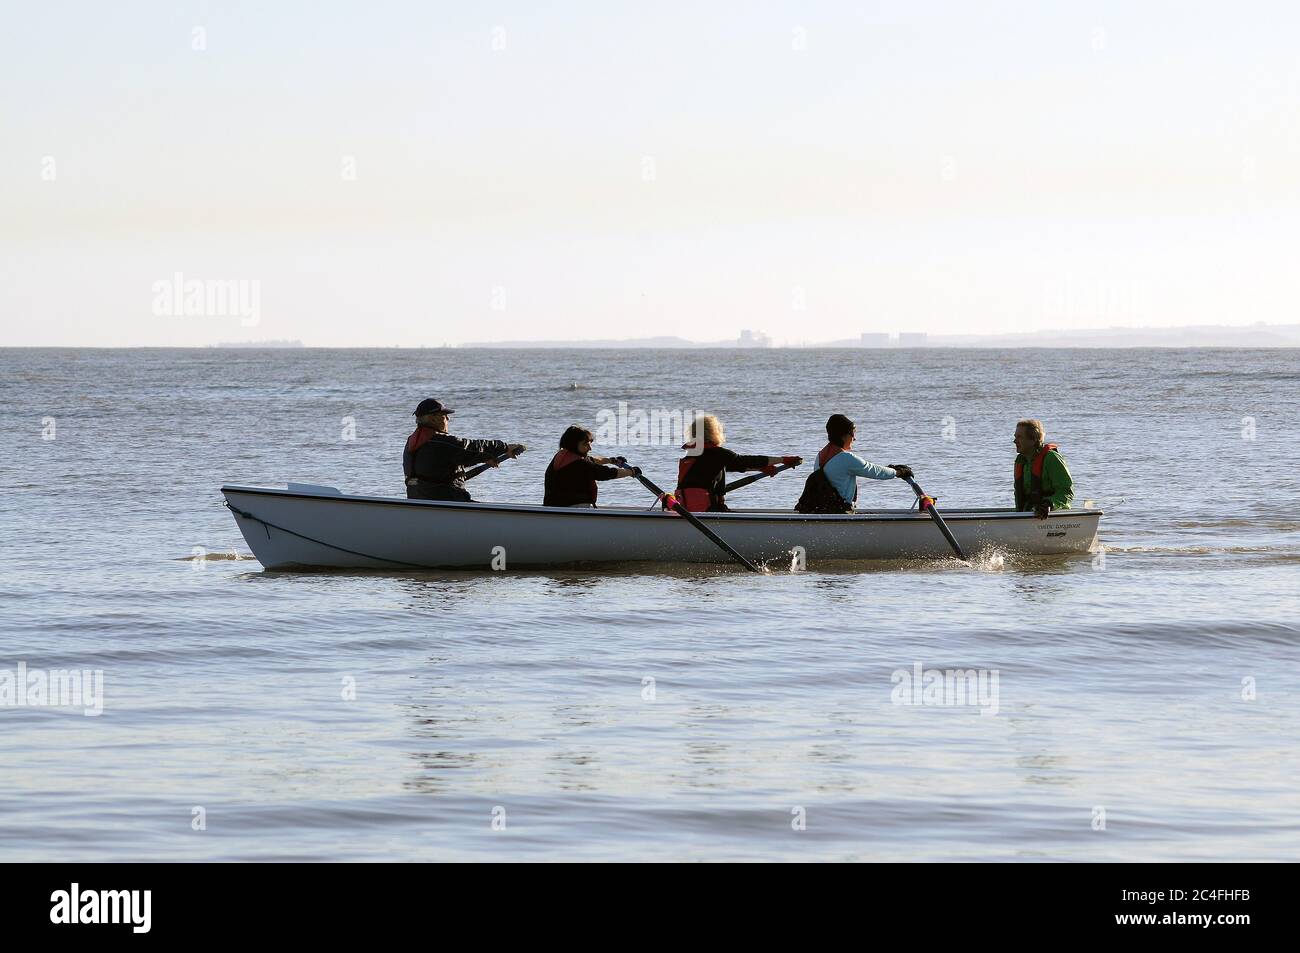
403 398 524 501
543 426 641 507
794 413 912 513
675 414 802 513
1013 418 1074 519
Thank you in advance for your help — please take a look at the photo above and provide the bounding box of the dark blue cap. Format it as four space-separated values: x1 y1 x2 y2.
414 398 454 416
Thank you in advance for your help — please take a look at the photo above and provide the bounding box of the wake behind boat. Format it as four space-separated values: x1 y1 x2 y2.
221 483 1103 570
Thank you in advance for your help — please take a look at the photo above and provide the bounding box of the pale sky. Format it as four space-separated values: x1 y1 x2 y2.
2 1 1298 346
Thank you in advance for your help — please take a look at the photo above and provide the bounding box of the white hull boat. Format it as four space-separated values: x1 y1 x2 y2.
221 484 1103 570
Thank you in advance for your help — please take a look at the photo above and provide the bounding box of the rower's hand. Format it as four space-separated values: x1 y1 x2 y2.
889 463 914 480
761 464 779 477
782 456 803 467
506 443 526 458
1034 500 1050 520
616 467 641 478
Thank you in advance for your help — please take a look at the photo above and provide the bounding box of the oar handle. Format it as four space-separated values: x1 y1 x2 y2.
723 462 798 494
463 445 526 481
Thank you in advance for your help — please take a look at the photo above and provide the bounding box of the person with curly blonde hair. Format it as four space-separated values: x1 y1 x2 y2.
675 414 802 512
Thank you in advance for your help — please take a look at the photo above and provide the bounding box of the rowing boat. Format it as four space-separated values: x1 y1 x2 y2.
221 484 1103 570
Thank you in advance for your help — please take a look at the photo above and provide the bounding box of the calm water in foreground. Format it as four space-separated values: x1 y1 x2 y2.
2 347 1298 861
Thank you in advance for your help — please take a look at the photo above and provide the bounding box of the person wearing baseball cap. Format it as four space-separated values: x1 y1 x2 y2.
403 398 524 502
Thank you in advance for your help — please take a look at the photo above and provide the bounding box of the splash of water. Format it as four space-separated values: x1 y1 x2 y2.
972 549 1007 571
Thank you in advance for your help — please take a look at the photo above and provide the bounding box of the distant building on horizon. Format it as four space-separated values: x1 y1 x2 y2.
860 332 890 347
211 339 304 348
737 329 772 347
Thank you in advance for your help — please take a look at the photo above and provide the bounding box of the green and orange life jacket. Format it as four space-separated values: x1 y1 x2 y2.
1014 443 1058 511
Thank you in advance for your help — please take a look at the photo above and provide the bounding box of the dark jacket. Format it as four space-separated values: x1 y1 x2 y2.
676 444 769 512
404 427 509 499
543 450 622 506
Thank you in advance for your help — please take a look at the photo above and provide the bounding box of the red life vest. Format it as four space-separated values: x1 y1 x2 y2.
1014 443 1058 511
405 425 438 456
677 441 720 512
816 442 843 469
549 449 598 504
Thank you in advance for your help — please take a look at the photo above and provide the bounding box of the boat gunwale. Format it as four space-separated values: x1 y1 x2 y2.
220 484 1103 524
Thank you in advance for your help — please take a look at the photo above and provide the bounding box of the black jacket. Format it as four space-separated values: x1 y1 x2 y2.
405 430 509 488
677 445 769 511
543 452 622 506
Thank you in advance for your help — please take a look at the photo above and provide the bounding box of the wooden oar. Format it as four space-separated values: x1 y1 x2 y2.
464 445 526 481
614 457 762 573
723 462 798 494
902 475 968 561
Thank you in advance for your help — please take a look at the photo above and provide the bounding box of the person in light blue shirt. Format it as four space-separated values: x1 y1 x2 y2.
813 414 913 509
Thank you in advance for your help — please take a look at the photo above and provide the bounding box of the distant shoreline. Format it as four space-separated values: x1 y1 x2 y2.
4 343 1300 351
3 323 1300 349
460 323 1300 349
7 323 1300 348
210 340 304 349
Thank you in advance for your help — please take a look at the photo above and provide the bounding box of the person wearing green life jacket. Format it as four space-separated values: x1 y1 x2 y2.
1013 418 1074 519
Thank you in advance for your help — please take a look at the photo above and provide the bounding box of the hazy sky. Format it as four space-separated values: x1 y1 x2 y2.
2 1 1297 346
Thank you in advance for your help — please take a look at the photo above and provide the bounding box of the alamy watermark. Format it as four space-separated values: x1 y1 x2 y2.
1043 273 1149 324
50 884 150 933
593 402 706 452
891 662 999 716
152 272 261 326
1 661 104 716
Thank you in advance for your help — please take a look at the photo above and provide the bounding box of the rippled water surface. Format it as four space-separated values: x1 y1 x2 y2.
2 347 1298 860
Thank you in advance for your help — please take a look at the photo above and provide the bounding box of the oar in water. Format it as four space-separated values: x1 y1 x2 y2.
902 475 968 561
613 457 763 573
463 445 527 481
722 461 799 495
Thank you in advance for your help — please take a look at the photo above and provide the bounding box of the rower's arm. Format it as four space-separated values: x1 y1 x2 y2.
583 458 624 481
844 454 897 481
1044 453 1074 509
726 451 771 472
